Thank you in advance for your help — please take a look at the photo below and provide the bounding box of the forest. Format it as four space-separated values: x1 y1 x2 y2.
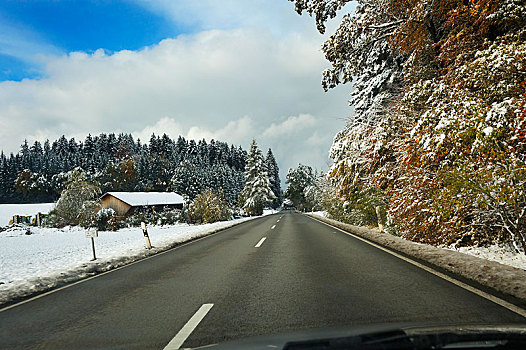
0 133 257 205
291 0 526 252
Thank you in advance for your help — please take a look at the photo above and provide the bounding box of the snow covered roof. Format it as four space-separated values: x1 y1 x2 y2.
102 192 185 207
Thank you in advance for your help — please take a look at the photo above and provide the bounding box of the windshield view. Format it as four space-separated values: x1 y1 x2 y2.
0 0 525 349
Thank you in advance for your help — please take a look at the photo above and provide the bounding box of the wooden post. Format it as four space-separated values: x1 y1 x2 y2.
376 206 384 232
91 237 97 260
85 229 98 261
141 222 152 249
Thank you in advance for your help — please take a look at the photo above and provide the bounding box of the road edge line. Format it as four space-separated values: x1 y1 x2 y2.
307 215 526 319
0 214 279 313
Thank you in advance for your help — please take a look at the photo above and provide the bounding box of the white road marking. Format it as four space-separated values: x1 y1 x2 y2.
0 218 254 313
271 225 276 229
277 220 280 223
309 216 526 318
1 235 222 313
255 237 267 248
164 303 214 350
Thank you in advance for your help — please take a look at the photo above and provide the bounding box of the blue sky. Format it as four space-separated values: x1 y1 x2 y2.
0 0 181 80
0 0 354 181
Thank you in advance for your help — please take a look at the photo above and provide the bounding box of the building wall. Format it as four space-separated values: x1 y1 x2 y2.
101 196 132 216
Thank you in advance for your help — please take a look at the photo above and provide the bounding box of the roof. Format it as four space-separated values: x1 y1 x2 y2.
101 192 185 207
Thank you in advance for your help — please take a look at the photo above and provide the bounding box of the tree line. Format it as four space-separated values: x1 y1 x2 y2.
291 0 526 252
0 133 281 209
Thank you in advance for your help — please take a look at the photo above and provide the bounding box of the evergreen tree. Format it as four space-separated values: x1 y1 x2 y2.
0 132 250 204
264 148 282 208
284 164 316 211
240 140 275 216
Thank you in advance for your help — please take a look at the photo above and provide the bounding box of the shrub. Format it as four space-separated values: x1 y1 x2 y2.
188 190 231 224
53 169 101 226
125 208 183 227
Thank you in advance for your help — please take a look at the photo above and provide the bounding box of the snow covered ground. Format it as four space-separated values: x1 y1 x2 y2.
0 215 266 306
444 244 526 271
0 203 56 226
309 211 526 271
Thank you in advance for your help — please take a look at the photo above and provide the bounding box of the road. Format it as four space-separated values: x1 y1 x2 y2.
1 212 525 349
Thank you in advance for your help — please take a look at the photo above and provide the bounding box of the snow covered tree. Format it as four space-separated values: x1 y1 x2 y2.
264 148 282 208
0 132 248 205
100 159 138 192
291 0 526 251
240 140 275 216
391 26 526 250
284 164 316 211
50 169 101 227
291 0 405 207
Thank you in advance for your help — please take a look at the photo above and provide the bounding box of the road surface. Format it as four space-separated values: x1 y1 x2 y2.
1 212 525 349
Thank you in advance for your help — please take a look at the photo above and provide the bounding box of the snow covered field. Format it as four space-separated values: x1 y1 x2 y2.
0 203 56 226
0 215 266 306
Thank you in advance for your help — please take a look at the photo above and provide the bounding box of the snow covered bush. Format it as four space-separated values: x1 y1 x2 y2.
87 207 121 231
188 190 231 224
124 208 183 227
157 209 183 226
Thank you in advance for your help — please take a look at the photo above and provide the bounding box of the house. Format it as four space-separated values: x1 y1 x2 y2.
100 192 185 216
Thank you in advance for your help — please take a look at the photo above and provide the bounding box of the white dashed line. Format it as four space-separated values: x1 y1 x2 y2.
164 303 214 350
271 225 276 229
255 237 267 248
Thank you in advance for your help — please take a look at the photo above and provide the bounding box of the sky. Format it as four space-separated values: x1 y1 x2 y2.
0 0 355 184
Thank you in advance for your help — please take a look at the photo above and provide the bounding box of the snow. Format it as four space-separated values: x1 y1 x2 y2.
482 126 494 136
103 192 185 206
0 203 56 226
263 209 279 215
0 215 266 306
445 244 526 271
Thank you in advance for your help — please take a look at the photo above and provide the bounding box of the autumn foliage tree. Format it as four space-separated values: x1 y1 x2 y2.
291 0 526 251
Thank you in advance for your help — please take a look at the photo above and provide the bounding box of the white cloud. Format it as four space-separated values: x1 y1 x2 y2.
186 116 254 143
263 114 317 138
307 131 326 146
133 0 313 35
0 26 351 181
133 117 184 142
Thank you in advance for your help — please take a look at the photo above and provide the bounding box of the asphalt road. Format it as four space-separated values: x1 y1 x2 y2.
1 212 525 349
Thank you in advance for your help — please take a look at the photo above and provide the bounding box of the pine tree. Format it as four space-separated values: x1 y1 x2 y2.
265 148 282 208
284 164 316 211
240 140 275 216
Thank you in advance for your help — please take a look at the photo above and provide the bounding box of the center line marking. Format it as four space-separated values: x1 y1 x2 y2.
255 237 267 247
277 220 280 223
271 225 276 229
164 303 214 350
